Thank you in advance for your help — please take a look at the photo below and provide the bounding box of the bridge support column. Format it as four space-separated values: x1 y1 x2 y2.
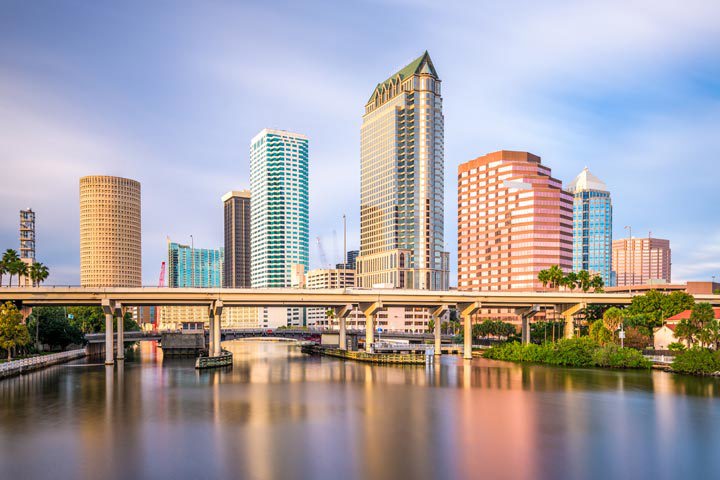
558 303 586 339
431 305 449 356
212 300 223 357
515 305 540 345
360 302 382 353
459 302 481 360
115 302 124 360
101 299 114 365
334 304 353 351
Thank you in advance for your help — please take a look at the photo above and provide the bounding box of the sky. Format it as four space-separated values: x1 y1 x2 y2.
1 0 719 286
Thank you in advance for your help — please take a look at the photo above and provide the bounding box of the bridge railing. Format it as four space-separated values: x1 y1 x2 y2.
0 349 86 374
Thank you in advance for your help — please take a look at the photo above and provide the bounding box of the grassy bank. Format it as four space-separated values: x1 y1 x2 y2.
483 338 652 369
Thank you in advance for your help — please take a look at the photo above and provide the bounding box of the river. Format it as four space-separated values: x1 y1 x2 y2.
1 340 719 480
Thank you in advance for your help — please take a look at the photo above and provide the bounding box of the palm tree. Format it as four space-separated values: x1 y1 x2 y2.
0 259 6 287
577 270 592 292
14 260 28 287
590 274 604 293
563 272 578 291
1 249 20 287
548 265 564 289
537 269 550 288
29 262 50 287
603 307 624 342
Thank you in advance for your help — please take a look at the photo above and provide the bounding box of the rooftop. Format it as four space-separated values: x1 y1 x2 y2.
566 167 608 193
367 51 438 104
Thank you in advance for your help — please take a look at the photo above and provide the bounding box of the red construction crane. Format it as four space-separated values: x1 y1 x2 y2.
158 261 166 287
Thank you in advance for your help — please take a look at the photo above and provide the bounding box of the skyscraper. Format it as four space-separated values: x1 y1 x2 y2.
222 190 251 288
566 167 613 286
80 175 141 287
458 151 573 291
612 236 671 286
250 128 309 327
356 51 449 290
167 240 223 288
336 250 359 270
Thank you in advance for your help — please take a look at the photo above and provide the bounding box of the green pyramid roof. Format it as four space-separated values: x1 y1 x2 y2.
367 51 438 104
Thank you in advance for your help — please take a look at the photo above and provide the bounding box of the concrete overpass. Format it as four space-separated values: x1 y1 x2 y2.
3 287 719 363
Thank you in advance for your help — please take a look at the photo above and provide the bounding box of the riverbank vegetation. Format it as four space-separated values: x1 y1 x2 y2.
0 301 31 361
483 338 651 369
671 348 720 375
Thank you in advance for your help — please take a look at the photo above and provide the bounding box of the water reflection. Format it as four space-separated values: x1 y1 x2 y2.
1 340 719 480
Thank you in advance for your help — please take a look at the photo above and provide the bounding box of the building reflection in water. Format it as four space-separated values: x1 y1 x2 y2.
2 339 720 479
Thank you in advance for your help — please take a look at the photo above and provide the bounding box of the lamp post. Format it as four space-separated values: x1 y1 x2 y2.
624 226 632 288
190 235 194 288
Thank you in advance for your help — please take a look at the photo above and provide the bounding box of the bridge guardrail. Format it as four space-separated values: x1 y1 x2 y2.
0 349 86 376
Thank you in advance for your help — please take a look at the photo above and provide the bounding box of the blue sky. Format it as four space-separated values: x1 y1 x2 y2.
1 0 719 285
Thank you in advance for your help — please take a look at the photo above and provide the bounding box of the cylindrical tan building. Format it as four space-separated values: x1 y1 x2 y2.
80 175 141 287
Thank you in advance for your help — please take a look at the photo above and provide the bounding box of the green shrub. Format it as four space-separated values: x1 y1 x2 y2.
592 344 652 369
589 320 612 346
483 338 651 369
668 342 686 353
550 338 597 367
671 348 720 375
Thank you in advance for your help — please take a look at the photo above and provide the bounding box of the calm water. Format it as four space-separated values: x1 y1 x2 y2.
1 340 720 480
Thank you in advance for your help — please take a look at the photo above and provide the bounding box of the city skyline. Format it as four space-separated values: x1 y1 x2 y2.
1 1 719 285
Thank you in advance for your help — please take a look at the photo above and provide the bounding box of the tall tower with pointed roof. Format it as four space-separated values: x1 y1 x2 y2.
566 167 613 286
357 52 449 290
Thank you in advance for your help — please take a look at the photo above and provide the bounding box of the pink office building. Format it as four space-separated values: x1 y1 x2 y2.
612 236 671 286
458 150 573 291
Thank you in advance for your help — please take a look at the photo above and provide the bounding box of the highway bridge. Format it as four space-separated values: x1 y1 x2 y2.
3 287 719 364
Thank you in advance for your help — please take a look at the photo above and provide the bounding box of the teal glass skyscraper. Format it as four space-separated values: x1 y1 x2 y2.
566 168 613 286
250 129 309 288
167 240 223 288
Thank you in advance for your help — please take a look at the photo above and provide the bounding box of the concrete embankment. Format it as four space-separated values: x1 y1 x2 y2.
0 349 87 380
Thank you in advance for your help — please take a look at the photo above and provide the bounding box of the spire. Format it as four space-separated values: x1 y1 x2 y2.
566 167 608 193
367 51 438 103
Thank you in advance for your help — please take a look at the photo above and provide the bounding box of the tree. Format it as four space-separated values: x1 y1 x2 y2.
427 318 435 334
29 262 49 287
325 308 336 329
603 307 624 342
2 249 20 287
675 319 700 347
28 307 84 351
576 270 591 293
66 306 104 333
538 269 550 288
698 319 720 350
14 260 28 286
590 274 604 293
548 265 564 289
0 301 31 360
625 290 694 334
563 272 578 291
688 303 716 346
589 320 612 346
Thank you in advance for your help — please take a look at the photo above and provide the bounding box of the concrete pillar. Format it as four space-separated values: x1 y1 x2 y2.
431 305 449 356
208 311 215 355
211 300 223 357
559 303 585 339
213 309 222 357
101 299 114 366
105 312 114 365
334 304 352 351
115 302 124 360
458 302 481 360
339 316 347 350
360 302 382 353
521 315 530 345
516 305 539 345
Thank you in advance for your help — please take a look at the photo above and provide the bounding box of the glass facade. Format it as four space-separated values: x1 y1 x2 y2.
567 168 613 286
167 241 223 288
249 129 309 288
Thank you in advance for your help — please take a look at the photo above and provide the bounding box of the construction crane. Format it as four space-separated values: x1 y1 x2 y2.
155 261 166 331
316 237 330 269
158 261 166 287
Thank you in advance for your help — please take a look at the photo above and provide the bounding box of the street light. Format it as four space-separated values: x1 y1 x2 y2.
190 235 194 288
